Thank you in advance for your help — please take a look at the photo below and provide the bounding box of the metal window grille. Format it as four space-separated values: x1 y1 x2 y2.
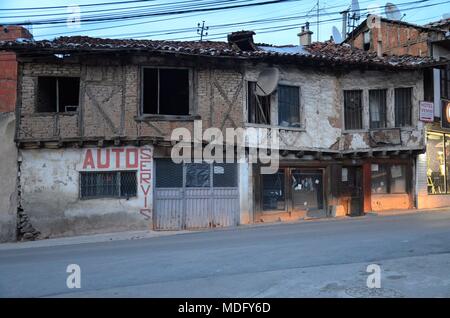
248 81 270 124
155 159 183 188
369 89 387 128
344 90 363 130
278 85 301 128
395 87 412 127
80 171 137 199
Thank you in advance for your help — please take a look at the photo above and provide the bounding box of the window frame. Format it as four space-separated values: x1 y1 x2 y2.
79 170 137 200
277 84 302 128
369 89 388 129
36 76 80 114
441 65 450 100
140 66 193 118
343 89 363 131
426 131 450 195
394 87 413 128
247 80 271 125
370 163 409 194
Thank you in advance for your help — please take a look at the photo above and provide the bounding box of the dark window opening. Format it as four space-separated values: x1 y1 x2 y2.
371 164 408 194
278 85 301 128
37 77 80 113
344 90 363 130
80 171 137 199
213 163 238 187
248 81 270 124
155 159 183 188
423 69 434 103
395 87 412 127
363 30 371 51
441 65 450 100
369 89 387 128
142 68 189 115
262 169 285 211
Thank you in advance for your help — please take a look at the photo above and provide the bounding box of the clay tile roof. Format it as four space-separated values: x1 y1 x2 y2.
0 35 445 69
424 17 450 29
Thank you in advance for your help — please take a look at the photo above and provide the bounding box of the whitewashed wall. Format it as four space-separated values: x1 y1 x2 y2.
20 146 153 238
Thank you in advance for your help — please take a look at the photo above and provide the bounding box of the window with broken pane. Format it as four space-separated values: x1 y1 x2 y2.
344 90 363 130
247 81 271 124
142 68 190 115
278 85 301 128
369 89 387 128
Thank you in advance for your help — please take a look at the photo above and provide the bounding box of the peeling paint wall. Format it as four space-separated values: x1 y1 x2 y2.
244 65 424 152
0 113 18 242
19 146 153 238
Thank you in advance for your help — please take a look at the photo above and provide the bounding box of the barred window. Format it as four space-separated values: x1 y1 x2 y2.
441 65 450 100
80 171 137 199
344 90 363 130
369 89 387 128
395 87 412 127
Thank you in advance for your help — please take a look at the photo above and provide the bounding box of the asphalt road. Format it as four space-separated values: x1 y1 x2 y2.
1 212 450 297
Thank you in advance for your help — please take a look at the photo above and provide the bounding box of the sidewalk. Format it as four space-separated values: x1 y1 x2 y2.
1 206 448 251
0 229 191 251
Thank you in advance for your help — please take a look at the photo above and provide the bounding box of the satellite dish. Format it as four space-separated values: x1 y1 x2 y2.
351 0 361 20
332 26 343 44
385 2 402 20
255 68 280 96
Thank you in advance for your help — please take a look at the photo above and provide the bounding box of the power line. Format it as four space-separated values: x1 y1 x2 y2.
1 0 297 26
36 0 445 40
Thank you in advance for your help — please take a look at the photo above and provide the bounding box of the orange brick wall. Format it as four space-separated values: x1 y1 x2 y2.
348 21 434 57
0 26 32 113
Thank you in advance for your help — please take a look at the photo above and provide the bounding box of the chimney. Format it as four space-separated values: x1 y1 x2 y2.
0 26 33 113
298 22 313 46
227 31 257 51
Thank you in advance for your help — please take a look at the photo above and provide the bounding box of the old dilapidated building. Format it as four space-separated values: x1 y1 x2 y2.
0 29 444 239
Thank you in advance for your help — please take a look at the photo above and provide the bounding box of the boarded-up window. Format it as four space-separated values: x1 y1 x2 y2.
142 68 189 115
80 171 137 199
248 81 270 124
369 89 387 128
278 85 300 128
262 169 285 211
37 77 80 113
186 163 210 188
395 87 412 127
344 90 363 130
